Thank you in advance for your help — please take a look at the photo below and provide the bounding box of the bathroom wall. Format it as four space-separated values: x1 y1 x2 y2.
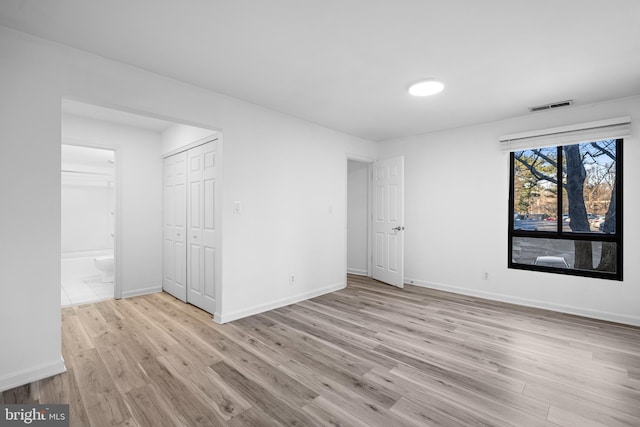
61 178 114 252
62 113 164 298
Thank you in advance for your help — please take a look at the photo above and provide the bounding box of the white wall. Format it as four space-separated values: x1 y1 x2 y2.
63 114 164 298
347 160 369 275
0 26 377 391
220 118 376 322
379 95 640 326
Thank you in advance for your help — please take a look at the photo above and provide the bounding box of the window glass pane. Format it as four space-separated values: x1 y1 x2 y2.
509 139 621 280
512 237 617 274
512 147 557 231
562 140 616 234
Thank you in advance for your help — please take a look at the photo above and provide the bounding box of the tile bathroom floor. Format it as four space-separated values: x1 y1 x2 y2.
61 277 113 307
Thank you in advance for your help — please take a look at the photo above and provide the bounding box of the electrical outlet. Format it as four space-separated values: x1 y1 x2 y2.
289 274 295 285
483 272 489 280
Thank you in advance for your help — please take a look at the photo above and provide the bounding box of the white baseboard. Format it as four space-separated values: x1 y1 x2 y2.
0 356 66 393
121 285 162 299
405 277 640 327
216 282 346 324
347 268 368 276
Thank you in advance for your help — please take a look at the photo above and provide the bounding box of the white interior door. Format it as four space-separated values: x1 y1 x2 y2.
186 141 217 314
163 152 187 301
371 156 405 288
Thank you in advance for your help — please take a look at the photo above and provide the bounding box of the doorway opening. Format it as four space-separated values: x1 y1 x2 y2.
60 98 222 318
346 156 406 288
61 144 116 306
347 158 371 279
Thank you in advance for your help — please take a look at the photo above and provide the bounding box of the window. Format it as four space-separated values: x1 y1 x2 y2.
508 138 622 280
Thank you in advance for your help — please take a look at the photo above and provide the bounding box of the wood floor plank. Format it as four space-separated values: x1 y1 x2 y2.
224 407 280 427
4 274 640 426
521 377 640 421
215 322 292 366
61 310 95 355
260 309 399 370
378 346 551 420
75 304 110 339
366 367 513 427
240 314 377 376
116 299 180 355
39 368 91 427
94 298 126 323
391 396 504 427
223 351 319 409
547 405 611 427
390 363 556 427
139 356 228 427
92 328 150 394
178 367 253 422
123 384 181 427
316 381 418 427
302 395 380 427
0 383 37 404
64 348 134 427
277 355 400 411
211 360 318 426
277 359 416 427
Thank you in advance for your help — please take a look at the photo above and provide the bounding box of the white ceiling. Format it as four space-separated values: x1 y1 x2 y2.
2 0 639 141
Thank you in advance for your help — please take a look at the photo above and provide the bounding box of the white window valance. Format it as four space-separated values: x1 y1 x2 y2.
500 116 631 152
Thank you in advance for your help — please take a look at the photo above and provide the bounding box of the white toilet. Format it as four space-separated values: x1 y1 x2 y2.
94 255 114 283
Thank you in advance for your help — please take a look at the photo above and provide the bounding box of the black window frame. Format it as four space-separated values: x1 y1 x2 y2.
508 138 623 281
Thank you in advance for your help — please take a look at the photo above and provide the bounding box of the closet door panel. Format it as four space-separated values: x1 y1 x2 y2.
204 179 215 230
204 247 215 300
189 243 201 294
186 141 217 314
190 181 201 228
202 149 216 302
162 152 187 301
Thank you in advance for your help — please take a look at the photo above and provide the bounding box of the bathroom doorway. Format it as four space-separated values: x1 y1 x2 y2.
60 144 116 306
347 157 372 278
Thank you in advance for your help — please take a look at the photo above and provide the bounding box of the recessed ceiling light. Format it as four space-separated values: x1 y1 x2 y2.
408 80 444 97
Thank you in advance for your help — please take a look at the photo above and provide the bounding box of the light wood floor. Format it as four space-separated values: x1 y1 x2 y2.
3 275 640 426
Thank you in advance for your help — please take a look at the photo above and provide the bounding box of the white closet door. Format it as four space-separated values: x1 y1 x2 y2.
186 141 217 314
163 152 187 301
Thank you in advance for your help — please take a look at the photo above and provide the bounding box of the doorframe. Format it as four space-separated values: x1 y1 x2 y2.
61 97 224 320
345 154 375 282
60 139 122 300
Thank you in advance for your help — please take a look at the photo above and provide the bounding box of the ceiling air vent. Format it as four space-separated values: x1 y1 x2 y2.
529 100 574 112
